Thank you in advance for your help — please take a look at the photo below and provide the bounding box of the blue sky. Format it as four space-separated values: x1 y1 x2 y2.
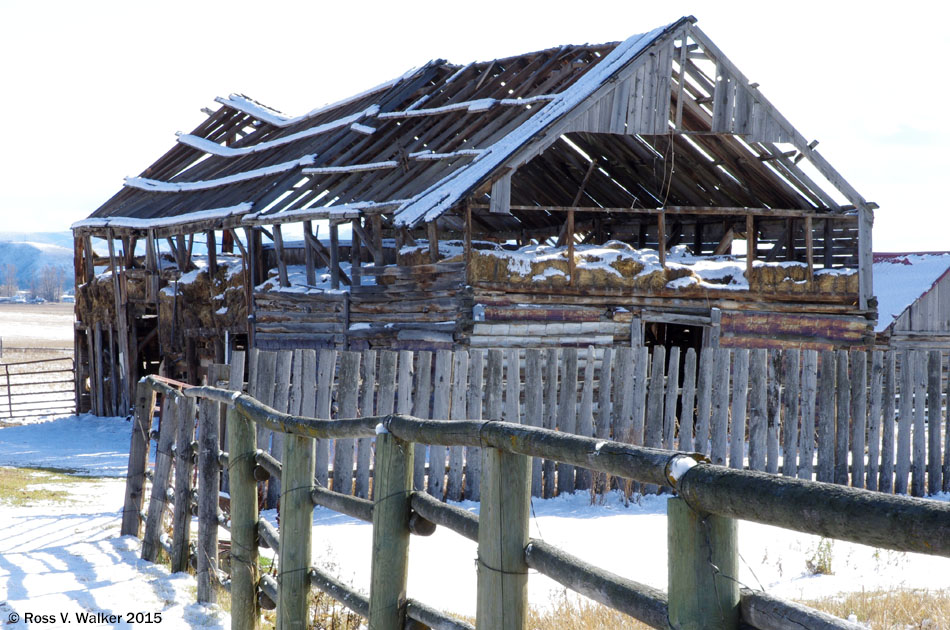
1 1 947 251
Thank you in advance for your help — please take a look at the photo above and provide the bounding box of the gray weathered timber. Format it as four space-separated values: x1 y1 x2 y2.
525 540 668 630
766 349 781 474
663 346 681 453
265 350 293 509
850 350 867 489
368 433 413 630
476 446 530 630
741 590 865 630
834 351 851 486
575 346 596 490
667 497 739 630
816 350 836 483
428 350 452 498
677 464 950 557
678 348 697 452
410 490 479 542
253 350 277 463
927 350 943 495
354 350 376 499
748 348 767 471
412 351 432 492
866 351 883 491
912 350 927 497
197 397 220 604
631 345 650 448
222 350 247 494
694 347 713 454
277 429 314 630
729 349 749 470
782 349 800 477
466 349 485 501
798 350 818 480
142 395 179 562
710 348 731 466
376 351 398 500
643 346 666 494
525 348 544 497
895 351 913 494
945 354 950 493
542 348 559 498
880 352 896 492
333 352 361 495
228 406 260 630
314 349 336 487
446 349 469 501
311 485 373 522
122 380 155 537
171 395 197 574
557 348 579 495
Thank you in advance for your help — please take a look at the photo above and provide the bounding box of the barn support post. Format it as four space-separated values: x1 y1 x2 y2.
329 222 340 290
228 406 260 630
476 446 530 629
368 431 414 630
667 496 739 630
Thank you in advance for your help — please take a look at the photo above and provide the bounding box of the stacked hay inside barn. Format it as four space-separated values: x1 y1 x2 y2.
158 256 246 353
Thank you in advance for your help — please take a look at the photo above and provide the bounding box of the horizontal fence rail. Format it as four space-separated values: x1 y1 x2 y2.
121 356 950 630
0 357 76 420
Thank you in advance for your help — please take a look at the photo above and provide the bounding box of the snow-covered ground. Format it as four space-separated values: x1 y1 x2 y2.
2 413 949 629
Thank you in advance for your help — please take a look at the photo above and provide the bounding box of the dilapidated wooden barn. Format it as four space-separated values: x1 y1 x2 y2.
874 252 950 349
73 16 876 413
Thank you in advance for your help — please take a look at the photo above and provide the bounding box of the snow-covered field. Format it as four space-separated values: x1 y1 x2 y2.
2 413 949 629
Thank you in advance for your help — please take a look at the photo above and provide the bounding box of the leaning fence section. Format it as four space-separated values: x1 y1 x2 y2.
0 356 76 421
121 368 950 630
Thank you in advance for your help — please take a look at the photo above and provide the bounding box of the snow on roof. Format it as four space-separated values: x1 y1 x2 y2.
71 203 253 231
391 22 673 227
125 155 316 192
873 252 950 332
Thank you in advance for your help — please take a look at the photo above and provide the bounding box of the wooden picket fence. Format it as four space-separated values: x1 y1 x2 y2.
235 345 949 503
120 368 950 630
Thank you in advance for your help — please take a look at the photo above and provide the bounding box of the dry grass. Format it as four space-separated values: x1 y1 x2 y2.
0 466 96 505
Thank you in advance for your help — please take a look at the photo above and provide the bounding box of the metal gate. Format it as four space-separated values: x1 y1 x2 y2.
0 357 76 421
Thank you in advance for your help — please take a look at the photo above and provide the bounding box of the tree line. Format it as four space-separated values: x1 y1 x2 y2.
0 263 68 301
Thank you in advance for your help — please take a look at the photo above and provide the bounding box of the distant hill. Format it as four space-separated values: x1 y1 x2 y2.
0 233 74 293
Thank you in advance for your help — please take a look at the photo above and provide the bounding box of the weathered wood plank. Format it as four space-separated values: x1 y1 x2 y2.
850 351 867 489
575 346 596 491
663 346 681 453
816 350 836 483
766 349 782 475
121 380 155 537
141 395 179 563
912 350 927 497
798 350 818 481
333 352 361 495
875 351 893 492
895 351 913 494
694 347 713 455
710 348 731 466
466 350 485 501
265 350 293 509
729 349 749 470
196 396 220 604
314 349 337 488
412 352 432 492
355 350 377 499
643 346 666 494
781 349 800 477
678 348 697 453
171 396 197 573
278 423 314 628
228 406 260 630
557 348 579 495
748 348 768 471
834 350 851 486
928 350 943 495
525 348 544 497
428 350 453 499
446 350 469 502
543 348 560 498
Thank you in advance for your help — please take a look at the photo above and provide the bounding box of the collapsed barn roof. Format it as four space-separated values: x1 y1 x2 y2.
76 15 873 244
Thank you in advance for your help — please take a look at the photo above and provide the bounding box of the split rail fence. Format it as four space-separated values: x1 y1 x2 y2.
122 363 950 630
0 356 76 421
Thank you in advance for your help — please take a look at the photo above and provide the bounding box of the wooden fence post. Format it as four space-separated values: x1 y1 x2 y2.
476 446 530 629
368 431 414 630
142 394 180 563
197 397 220 604
667 496 739 630
122 380 155 536
171 395 197 574
229 406 260 630
277 427 315 629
